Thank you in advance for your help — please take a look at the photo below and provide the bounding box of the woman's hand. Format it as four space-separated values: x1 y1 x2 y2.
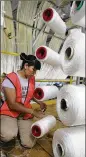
32 97 47 112
33 109 45 119
39 102 47 112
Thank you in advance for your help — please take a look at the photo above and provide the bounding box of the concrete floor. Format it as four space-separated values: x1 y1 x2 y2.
2 100 65 157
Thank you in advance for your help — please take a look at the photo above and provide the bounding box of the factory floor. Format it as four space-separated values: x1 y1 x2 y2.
1 100 65 157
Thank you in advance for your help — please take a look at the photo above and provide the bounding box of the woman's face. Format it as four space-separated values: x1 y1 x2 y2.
24 64 37 78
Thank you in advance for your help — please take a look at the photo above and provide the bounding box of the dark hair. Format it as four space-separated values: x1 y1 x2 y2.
20 53 41 70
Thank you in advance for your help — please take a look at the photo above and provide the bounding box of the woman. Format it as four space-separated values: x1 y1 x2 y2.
0 53 46 150
0 72 6 104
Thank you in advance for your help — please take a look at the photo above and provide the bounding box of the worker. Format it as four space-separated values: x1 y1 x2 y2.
0 72 6 104
0 53 46 150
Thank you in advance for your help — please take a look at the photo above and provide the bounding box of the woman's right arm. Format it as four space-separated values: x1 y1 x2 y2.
3 87 45 118
3 87 34 114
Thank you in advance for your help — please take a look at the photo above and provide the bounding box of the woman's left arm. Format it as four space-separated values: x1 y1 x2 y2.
32 97 47 112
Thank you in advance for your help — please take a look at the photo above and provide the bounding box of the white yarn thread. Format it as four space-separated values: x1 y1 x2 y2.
42 7 67 35
35 46 60 67
34 85 59 101
67 28 82 36
56 84 85 126
60 30 85 77
52 66 67 79
53 126 85 157
31 115 56 138
70 1 85 28
35 64 67 79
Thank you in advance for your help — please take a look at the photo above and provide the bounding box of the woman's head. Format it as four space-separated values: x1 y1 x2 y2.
20 53 41 78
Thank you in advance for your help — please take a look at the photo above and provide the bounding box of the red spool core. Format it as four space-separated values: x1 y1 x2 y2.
33 88 44 100
43 8 54 22
32 125 41 137
36 47 47 59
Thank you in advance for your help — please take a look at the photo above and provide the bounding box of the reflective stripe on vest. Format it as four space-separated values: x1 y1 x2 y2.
0 72 35 119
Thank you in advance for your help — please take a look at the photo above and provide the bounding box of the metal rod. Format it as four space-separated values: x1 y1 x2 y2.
32 24 46 47
1 51 19 56
76 77 80 85
36 79 75 83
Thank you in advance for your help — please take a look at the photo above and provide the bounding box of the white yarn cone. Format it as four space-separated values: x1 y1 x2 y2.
53 126 85 157
42 7 67 35
70 1 85 28
31 115 56 138
56 84 85 126
35 45 60 67
34 85 59 101
60 30 85 77
35 45 67 79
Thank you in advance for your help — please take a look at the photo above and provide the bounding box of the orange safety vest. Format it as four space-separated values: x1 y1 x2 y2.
0 72 35 120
